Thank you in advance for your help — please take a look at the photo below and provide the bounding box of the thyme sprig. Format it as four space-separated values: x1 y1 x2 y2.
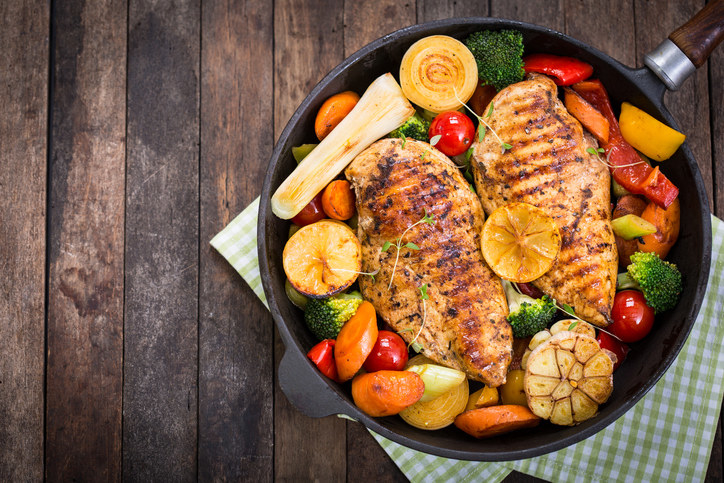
383 209 435 289
453 88 512 154
586 146 646 169
408 283 429 352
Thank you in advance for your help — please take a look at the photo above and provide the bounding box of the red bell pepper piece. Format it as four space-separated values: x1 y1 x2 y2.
523 53 594 86
307 339 339 382
572 79 679 208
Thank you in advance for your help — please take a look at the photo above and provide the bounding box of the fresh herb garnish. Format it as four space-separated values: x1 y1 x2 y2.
384 210 435 289
408 283 430 351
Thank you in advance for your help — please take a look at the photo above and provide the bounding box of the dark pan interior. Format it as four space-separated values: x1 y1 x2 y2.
259 18 712 461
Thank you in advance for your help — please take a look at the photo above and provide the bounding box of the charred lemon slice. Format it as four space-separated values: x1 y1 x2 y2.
481 203 561 283
524 331 613 426
283 220 362 298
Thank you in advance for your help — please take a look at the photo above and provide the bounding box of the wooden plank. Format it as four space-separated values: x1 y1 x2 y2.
563 0 635 65
0 1 48 481
491 0 564 31
417 0 489 21
273 0 347 481
634 0 713 211
198 0 274 480
343 0 416 54
45 0 126 480
711 2 724 217
122 0 200 480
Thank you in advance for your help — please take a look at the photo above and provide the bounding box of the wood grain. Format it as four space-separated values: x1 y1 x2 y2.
492 0 564 31
669 0 724 67
417 0 489 21
0 1 721 481
123 0 200 480
198 0 275 480
45 0 126 480
712 1 724 218
0 1 48 480
273 1 347 480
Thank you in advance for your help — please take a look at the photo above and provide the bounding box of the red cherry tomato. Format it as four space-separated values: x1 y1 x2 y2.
610 290 655 342
291 192 325 226
307 339 339 382
429 111 475 156
596 331 630 371
363 330 409 372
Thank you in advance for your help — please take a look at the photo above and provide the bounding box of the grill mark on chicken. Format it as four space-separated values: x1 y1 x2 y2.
471 74 617 327
346 138 512 386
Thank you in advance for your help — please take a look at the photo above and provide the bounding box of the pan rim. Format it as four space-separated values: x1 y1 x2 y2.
258 17 712 461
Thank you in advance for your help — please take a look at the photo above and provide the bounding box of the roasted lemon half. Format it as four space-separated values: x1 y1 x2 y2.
481 202 561 283
524 331 613 426
283 219 362 298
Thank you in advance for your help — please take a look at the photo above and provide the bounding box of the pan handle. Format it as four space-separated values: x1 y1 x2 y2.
278 345 353 418
644 0 724 90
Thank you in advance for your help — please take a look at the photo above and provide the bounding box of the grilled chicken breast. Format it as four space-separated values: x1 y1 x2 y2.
471 74 617 327
345 138 512 386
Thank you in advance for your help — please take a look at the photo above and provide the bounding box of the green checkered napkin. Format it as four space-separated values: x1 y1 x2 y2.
211 199 724 483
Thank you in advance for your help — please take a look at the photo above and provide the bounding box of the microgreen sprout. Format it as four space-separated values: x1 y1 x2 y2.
586 146 646 169
407 283 429 351
568 321 578 331
400 134 407 149
453 88 512 154
329 266 380 283
383 210 435 289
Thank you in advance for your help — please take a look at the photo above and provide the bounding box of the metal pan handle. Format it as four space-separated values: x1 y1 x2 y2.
278 346 353 418
644 0 724 90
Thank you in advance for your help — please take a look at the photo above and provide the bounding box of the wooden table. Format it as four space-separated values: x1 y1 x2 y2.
2 0 722 481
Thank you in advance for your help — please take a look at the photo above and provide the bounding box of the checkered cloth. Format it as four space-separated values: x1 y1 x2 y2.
211 198 724 482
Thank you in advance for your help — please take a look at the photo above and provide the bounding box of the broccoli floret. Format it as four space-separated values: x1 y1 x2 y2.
304 291 364 340
501 280 556 338
388 112 430 142
464 29 525 91
617 252 682 314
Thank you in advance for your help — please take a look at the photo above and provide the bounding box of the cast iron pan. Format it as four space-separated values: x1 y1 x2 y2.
259 3 722 461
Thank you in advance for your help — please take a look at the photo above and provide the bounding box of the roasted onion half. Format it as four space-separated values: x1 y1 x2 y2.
399 355 470 430
399 35 478 113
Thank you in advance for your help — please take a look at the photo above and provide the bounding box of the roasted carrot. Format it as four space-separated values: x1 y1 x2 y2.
314 91 360 141
613 195 648 267
564 87 610 144
322 180 356 220
351 370 425 417
637 198 680 259
335 301 378 382
454 405 540 438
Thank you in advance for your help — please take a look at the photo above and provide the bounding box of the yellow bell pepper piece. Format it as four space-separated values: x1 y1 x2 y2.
619 102 685 161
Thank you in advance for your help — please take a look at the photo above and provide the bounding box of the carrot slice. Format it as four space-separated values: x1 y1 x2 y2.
334 301 378 382
314 91 360 141
322 179 356 220
454 405 541 438
564 87 610 144
351 370 425 417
